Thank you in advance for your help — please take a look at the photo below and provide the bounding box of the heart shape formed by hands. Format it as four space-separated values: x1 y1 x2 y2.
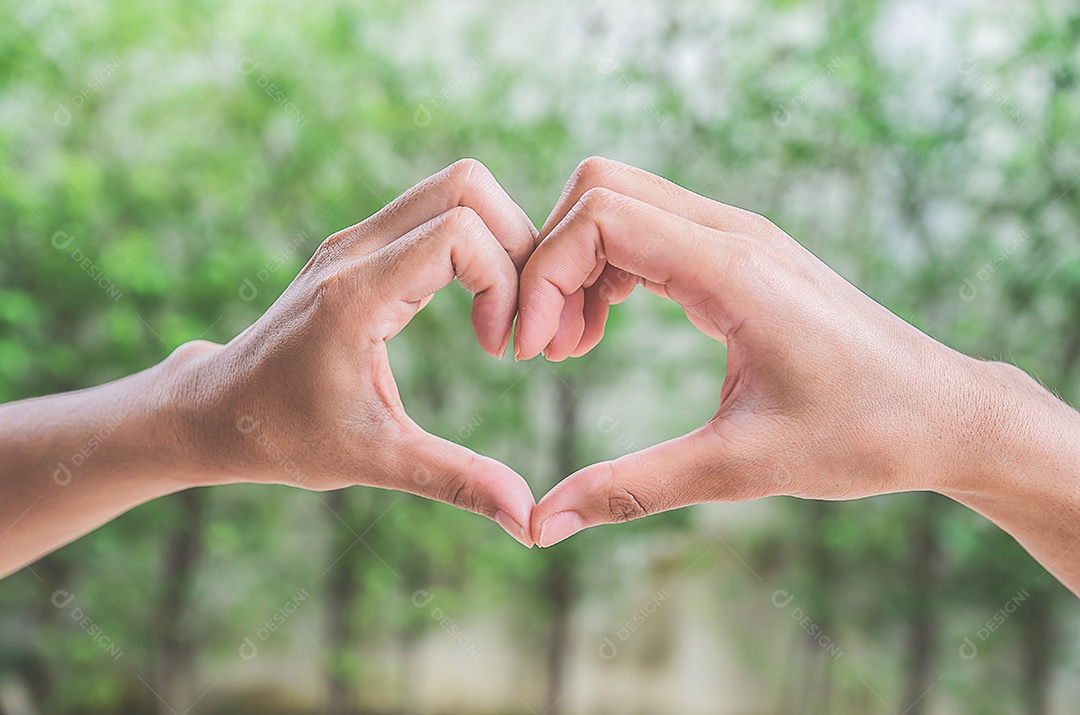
213 156 973 552
510 157 968 548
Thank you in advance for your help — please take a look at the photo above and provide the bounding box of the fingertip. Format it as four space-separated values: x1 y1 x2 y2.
537 511 585 548
471 288 517 358
542 289 586 362
495 509 534 548
569 331 602 358
514 296 556 361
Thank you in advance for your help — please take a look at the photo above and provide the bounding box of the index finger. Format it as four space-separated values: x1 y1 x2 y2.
331 158 540 271
516 188 748 360
539 156 774 241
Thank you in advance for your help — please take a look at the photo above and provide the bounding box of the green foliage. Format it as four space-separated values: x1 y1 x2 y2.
1 0 1077 713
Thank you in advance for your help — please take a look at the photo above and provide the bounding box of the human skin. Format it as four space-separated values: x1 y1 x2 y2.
0 159 540 578
516 157 1080 596
2 157 1078 596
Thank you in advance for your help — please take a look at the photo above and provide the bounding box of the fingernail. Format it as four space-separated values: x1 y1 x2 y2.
495 510 531 548
497 326 512 360
514 341 522 362
538 511 584 548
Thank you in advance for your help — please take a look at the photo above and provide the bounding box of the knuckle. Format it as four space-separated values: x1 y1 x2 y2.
314 262 352 295
579 186 621 216
312 261 371 313
439 204 483 235
434 471 487 516
318 225 362 258
726 206 783 242
573 155 617 186
603 462 649 523
425 448 490 516
172 339 220 359
445 157 489 189
607 486 649 523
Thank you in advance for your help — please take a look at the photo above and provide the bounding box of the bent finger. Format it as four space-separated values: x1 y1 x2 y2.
517 188 749 360
366 205 519 356
330 158 539 269
540 156 778 242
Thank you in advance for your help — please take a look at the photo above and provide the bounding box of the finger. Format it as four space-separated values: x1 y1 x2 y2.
366 205 519 356
530 423 754 547
396 429 536 548
330 158 539 270
539 156 775 241
517 188 747 360
570 285 609 358
542 288 585 362
570 263 638 358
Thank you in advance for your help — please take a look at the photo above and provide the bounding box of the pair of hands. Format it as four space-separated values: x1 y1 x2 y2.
170 157 997 548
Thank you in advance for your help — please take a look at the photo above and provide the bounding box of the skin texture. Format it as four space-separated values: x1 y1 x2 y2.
516 157 1080 596
1 156 1078 596
0 159 540 575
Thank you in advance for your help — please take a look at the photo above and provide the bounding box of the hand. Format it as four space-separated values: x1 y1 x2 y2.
516 157 1002 547
171 159 539 546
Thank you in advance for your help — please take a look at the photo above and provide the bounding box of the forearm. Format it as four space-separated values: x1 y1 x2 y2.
0 351 200 578
942 359 1080 595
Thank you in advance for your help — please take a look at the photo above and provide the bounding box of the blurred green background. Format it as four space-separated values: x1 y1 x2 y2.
1 0 1079 713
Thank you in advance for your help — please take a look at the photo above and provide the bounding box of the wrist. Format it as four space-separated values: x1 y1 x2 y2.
160 338 293 488
937 356 1080 503
155 339 247 487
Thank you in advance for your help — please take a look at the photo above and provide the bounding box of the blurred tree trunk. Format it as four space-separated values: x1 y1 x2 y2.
24 555 73 706
900 495 941 715
398 525 433 715
777 501 837 715
1020 597 1054 715
801 501 836 714
324 488 360 715
397 631 423 715
543 377 580 715
154 489 207 715
1015 319 1080 715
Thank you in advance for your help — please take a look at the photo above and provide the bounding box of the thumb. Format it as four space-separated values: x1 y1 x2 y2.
396 427 536 548
530 422 757 547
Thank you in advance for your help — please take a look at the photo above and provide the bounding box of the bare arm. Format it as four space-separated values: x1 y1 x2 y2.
939 362 1080 591
0 357 198 577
